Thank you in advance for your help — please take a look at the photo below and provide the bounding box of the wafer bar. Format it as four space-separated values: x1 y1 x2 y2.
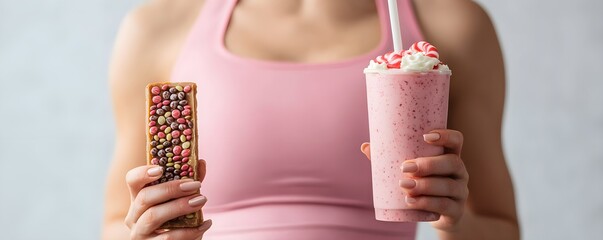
146 82 203 228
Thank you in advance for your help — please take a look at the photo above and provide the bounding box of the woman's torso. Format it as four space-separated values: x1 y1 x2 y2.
170 0 425 239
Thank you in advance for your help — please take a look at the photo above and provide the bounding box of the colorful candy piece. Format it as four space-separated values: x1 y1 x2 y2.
372 41 443 70
375 51 404 69
410 41 439 59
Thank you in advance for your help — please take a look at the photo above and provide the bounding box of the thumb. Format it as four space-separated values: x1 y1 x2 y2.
197 159 207 182
360 142 371 161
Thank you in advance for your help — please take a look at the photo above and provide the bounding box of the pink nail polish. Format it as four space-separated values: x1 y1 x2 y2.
188 195 207 207
401 162 418 173
198 219 213 230
147 167 163 177
180 181 201 192
399 179 416 189
428 213 440 220
423 133 441 142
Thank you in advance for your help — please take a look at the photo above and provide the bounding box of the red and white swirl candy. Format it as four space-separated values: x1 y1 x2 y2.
375 51 404 69
410 41 439 59
369 41 444 70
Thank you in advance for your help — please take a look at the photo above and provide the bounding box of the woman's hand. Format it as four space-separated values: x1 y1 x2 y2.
123 160 212 240
361 129 469 232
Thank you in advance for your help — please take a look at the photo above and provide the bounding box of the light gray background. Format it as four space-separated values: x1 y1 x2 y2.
0 0 601 239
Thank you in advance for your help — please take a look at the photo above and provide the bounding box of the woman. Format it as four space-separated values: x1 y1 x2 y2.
102 0 519 239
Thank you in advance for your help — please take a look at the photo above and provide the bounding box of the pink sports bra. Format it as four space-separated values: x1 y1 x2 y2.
171 0 425 239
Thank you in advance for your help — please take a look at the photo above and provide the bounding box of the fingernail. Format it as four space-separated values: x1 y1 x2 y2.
180 181 201 192
401 162 418 173
399 179 416 189
423 133 441 142
198 219 212 230
147 167 163 177
189 195 207 207
405 195 417 204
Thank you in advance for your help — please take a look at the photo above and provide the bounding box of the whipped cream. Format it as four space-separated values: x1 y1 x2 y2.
367 60 388 71
365 41 451 75
400 52 440 72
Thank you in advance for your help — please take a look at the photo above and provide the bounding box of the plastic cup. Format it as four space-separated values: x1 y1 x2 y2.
365 70 450 222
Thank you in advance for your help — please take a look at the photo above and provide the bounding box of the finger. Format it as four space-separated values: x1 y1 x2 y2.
126 165 164 201
423 129 463 155
127 179 202 227
198 159 207 182
402 154 468 179
133 194 208 236
399 177 468 200
404 195 462 220
150 219 212 240
360 142 371 161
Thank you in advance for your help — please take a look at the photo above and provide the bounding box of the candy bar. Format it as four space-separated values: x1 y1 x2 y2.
146 82 203 228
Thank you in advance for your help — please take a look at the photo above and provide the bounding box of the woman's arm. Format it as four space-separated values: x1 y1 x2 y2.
415 0 520 239
101 1 204 239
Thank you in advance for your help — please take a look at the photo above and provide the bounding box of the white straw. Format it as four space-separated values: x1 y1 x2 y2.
387 0 403 52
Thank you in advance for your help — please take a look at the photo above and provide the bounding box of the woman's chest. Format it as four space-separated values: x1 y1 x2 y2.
224 7 382 63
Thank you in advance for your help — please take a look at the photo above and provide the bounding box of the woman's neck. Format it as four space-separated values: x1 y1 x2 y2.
238 0 378 21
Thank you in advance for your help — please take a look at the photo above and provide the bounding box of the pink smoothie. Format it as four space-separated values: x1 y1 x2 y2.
365 71 450 222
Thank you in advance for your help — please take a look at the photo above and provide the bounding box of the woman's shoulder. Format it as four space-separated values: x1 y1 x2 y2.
108 0 206 127
413 0 503 90
413 0 495 51
109 0 205 85
123 0 205 38
414 0 505 109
